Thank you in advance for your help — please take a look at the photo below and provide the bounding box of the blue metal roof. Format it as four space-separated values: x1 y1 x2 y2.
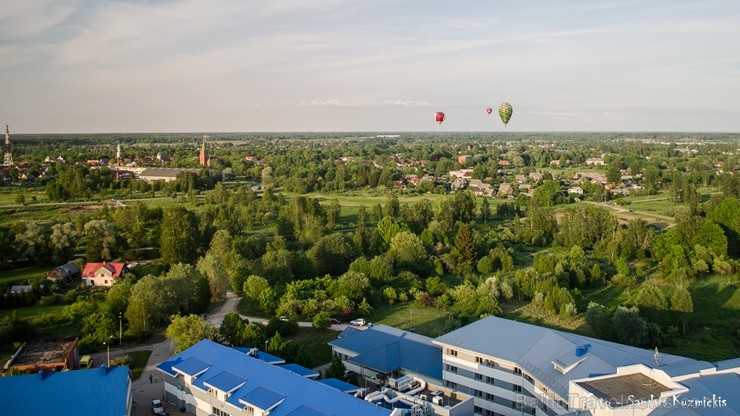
0 366 130 416
285 405 330 416
329 324 442 380
280 363 319 378
173 356 211 376
239 386 286 410
650 373 740 416
318 378 362 393
435 316 716 399
157 339 389 416
203 370 247 393
232 347 286 364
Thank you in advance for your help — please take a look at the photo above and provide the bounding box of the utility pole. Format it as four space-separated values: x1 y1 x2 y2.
119 312 123 346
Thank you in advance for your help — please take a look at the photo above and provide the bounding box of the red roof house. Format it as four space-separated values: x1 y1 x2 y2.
81 262 129 287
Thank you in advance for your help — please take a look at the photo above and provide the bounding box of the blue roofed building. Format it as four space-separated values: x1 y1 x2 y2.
157 339 396 416
433 316 740 416
0 366 131 416
329 324 475 416
329 324 443 386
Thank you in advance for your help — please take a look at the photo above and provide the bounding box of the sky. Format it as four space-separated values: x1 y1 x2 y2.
1 0 739 133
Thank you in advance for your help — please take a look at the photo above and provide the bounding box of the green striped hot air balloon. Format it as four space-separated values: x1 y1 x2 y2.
499 102 513 127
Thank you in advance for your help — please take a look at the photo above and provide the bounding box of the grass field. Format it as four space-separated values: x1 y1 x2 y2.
286 327 337 369
367 303 454 338
125 350 153 380
0 265 50 285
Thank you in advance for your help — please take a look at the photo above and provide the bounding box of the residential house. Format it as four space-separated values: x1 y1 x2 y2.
458 155 473 164
514 175 526 184
498 183 514 197
0 366 131 416
469 179 495 197
567 186 584 195
47 261 81 282
81 262 129 287
585 157 605 166
434 316 740 416
157 339 394 416
529 172 543 182
449 169 474 180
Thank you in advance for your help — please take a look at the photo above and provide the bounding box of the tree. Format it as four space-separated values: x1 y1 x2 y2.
324 354 347 381
220 312 248 345
606 164 622 184
197 253 230 301
387 231 429 275
312 311 331 330
631 285 667 320
126 275 179 337
384 193 400 218
243 275 270 301
308 233 359 276
585 302 613 339
671 287 693 335
532 180 561 207
166 263 211 314
15 222 48 263
452 223 478 265
479 198 491 223
611 306 648 347
258 287 278 314
83 220 116 262
336 272 370 303
160 206 200 265
166 314 218 353
50 222 78 263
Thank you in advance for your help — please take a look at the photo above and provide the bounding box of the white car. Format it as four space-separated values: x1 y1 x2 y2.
152 399 165 415
350 318 366 326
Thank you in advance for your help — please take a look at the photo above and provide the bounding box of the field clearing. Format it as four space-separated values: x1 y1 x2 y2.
0 303 67 321
0 265 51 285
368 303 454 338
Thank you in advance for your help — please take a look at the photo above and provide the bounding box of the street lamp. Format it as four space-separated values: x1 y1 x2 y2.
265 340 269 352
118 312 123 346
103 336 113 367
103 341 110 367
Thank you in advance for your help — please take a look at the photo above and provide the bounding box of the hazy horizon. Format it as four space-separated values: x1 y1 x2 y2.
2 1 739 133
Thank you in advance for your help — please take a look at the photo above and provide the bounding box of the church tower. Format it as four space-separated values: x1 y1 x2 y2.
199 134 210 166
3 125 13 166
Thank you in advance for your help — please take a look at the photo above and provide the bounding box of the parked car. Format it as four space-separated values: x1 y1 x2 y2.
330 318 341 325
278 316 289 322
152 399 165 415
350 318 366 326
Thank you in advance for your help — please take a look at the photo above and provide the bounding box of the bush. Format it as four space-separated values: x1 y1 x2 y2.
30 313 57 327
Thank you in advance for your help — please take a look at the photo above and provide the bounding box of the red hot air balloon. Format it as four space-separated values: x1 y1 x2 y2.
434 112 445 124
486 107 493 115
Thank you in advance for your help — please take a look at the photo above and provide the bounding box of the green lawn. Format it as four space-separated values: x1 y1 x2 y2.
126 350 153 380
0 266 51 285
367 303 456 338
0 304 67 321
286 327 338 369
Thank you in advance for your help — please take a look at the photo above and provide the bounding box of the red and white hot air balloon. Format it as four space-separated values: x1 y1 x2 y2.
434 111 445 124
486 107 493 115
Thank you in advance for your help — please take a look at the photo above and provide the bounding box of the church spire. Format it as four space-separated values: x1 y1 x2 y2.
3 125 13 166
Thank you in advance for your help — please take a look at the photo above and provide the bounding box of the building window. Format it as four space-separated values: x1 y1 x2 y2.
513 385 522 393
448 349 458 357
484 359 496 367
244 405 255 416
486 393 495 401
474 406 483 415
523 374 534 383
485 376 495 384
514 367 522 375
475 356 483 364
474 389 483 398
213 407 231 416
446 364 458 373
475 373 483 381
447 381 457 389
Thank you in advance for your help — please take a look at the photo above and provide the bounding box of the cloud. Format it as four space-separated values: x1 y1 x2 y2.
0 0 80 38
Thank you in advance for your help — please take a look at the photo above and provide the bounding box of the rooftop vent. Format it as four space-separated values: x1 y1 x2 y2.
575 344 592 357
